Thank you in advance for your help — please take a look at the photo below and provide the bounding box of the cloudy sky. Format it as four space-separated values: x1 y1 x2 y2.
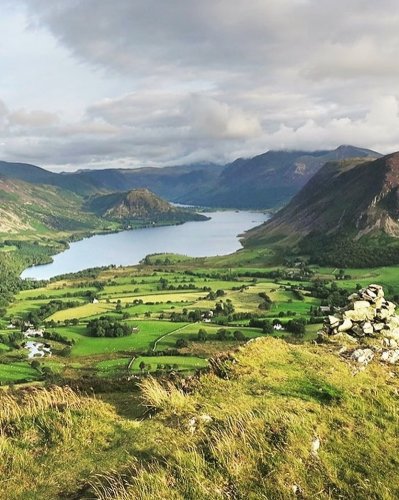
1 0 399 171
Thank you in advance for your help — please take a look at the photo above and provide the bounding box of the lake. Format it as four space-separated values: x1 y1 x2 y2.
21 210 269 280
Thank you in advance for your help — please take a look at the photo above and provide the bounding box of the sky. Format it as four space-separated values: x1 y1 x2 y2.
1 0 399 171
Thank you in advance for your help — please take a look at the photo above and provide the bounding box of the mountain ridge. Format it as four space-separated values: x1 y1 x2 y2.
0 145 381 209
244 152 399 249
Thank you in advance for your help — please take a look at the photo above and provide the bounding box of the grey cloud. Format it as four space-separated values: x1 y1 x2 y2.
2 0 399 169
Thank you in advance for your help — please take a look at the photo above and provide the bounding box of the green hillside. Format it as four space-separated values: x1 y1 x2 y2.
0 175 109 236
86 188 208 224
1 337 398 498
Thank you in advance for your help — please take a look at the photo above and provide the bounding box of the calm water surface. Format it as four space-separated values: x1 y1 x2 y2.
21 210 269 280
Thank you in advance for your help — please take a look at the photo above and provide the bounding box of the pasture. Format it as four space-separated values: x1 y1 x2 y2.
1 263 369 385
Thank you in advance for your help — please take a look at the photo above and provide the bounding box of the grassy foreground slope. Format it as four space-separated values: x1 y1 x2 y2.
2 337 398 499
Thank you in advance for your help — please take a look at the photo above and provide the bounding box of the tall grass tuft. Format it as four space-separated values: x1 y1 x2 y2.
90 461 181 500
0 386 86 428
139 377 195 415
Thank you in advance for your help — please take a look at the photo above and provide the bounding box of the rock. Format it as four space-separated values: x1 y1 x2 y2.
366 284 384 298
344 308 374 322
383 338 398 349
351 324 365 337
376 308 391 321
351 348 374 365
387 316 399 329
311 436 320 455
321 284 399 367
383 328 399 341
362 322 374 335
328 315 341 328
369 284 383 293
338 319 353 332
381 350 399 364
292 484 303 496
188 417 197 434
199 414 213 424
353 300 373 310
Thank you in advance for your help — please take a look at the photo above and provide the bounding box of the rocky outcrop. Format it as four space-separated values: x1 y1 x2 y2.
319 284 399 366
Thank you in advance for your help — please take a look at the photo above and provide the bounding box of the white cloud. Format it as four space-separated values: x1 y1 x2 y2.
8 109 60 128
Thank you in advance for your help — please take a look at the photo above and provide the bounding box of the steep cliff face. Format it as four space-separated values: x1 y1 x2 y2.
244 152 399 247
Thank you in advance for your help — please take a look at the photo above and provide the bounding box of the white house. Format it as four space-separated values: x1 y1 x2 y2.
24 328 44 338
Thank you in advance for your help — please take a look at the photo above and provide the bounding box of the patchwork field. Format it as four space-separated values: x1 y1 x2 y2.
2 262 379 384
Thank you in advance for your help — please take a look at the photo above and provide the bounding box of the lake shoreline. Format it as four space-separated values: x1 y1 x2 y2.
19 218 211 277
21 210 270 280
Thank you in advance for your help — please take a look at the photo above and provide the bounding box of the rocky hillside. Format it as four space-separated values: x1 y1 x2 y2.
86 188 208 223
245 152 399 248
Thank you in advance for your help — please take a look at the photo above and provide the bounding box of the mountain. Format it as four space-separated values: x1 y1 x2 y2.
73 163 224 201
0 175 105 234
86 188 208 223
182 145 382 209
0 161 98 195
0 146 381 210
244 152 399 266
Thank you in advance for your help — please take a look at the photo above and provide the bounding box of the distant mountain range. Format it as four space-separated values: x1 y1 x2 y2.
184 145 381 209
0 145 381 210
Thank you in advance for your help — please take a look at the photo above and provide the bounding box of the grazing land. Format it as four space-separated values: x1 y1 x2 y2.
4 256 399 386
0 259 349 384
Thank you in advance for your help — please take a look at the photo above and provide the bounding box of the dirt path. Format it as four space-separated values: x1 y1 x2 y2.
152 323 194 352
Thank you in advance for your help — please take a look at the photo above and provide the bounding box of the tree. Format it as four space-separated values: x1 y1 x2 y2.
233 330 245 341
175 338 188 348
197 329 208 342
262 321 274 334
286 319 306 336
216 328 230 341
31 359 41 372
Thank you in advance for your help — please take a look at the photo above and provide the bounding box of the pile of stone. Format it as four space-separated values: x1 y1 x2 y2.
320 284 399 365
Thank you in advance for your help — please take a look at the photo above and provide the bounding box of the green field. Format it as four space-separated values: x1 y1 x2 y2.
0 362 38 383
48 302 115 321
50 320 188 356
1 262 384 385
